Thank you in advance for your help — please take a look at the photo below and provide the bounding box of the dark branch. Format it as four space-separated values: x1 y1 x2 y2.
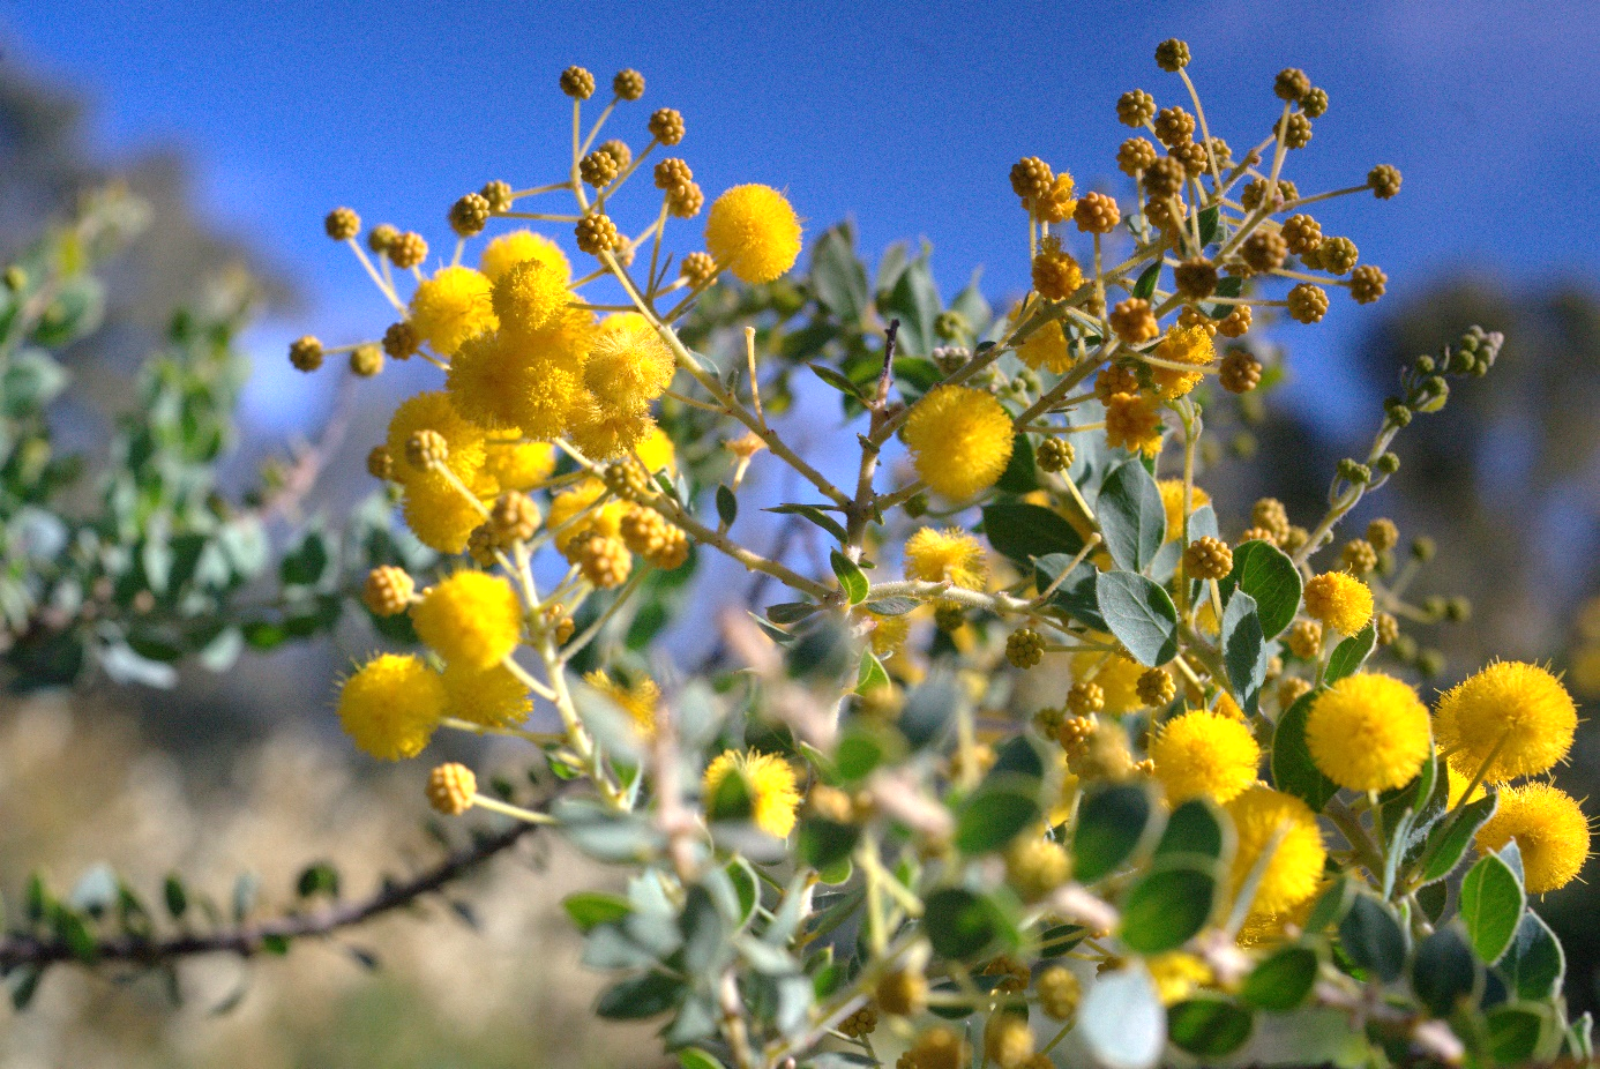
0 820 539 971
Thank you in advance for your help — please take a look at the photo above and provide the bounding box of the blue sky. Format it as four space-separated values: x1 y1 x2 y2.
5 0 1597 441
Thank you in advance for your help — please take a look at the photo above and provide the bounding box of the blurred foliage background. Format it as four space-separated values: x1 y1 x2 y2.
1 36 1599 1068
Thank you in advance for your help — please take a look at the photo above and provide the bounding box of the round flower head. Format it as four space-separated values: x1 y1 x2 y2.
1305 672 1431 792
408 266 497 356
1104 391 1165 457
1071 651 1148 716
634 424 677 475
585 669 662 738
1151 709 1261 804
442 661 532 728
412 571 524 670
905 527 989 590
547 477 630 554
338 653 446 761
479 229 571 284
1435 661 1577 784
903 385 1014 500
1446 763 1487 809
447 313 594 437
704 184 803 284
401 477 493 555
483 440 558 492
566 397 657 461
1225 785 1327 917
703 750 801 838
492 259 571 337
386 391 488 487
1158 480 1210 542
584 312 676 410
1476 782 1591 893
1302 572 1373 636
1150 324 1215 399
1016 319 1073 375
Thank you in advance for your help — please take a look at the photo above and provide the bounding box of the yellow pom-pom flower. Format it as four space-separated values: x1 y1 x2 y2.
1104 391 1165 457
585 669 662 738
1149 324 1215 399
1158 480 1210 542
1016 319 1073 375
1150 709 1261 804
1435 661 1577 784
1305 672 1431 792
1302 572 1373 636
447 319 592 438
703 750 801 838
483 440 557 491
1146 953 1212 1006
491 259 572 337
1225 785 1327 917
584 313 676 410
408 266 497 356
903 385 1014 500
401 477 493 555
338 653 446 761
634 424 677 474
905 527 988 590
566 399 657 461
442 661 532 727
1476 782 1591 893
547 478 630 554
386 390 488 487
704 184 803 284
1071 651 1148 715
1446 764 1487 809
412 572 524 670
479 229 570 284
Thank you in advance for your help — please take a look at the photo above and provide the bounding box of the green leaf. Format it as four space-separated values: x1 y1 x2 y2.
922 888 1003 960
1460 852 1525 964
1095 571 1179 666
1155 797 1227 861
679 885 727 975
679 1048 729 1069
808 361 866 400
809 222 869 323
864 596 917 616
2 350 70 416
1241 946 1318 1011
1079 968 1165 1069
835 729 886 781
1132 261 1161 301
1420 793 1498 884
1220 591 1268 716
564 891 632 932
955 777 1043 855
798 818 859 871
899 674 961 749
163 873 188 919
856 649 890 694
1486 1005 1554 1066
1120 862 1217 954
1197 205 1221 247
1099 460 1167 573
296 861 340 899
1412 924 1481 1017
830 550 868 605
996 434 1037 493
981 502 1085 566
716 484 739 528
1324 622 1376 683
1499 910 1565 1002
596 971 682 1019
1167 997 1254 1057
1304 876 1355 933
279 531 330 587
766 601 819 626
1219 540 1302 639
1208 275 1244 318
1339 894 1408 982
1074 783 1154 883
762 503 847 542
1033 553 1106 631
881 250 941 355
1270 690 1338 812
